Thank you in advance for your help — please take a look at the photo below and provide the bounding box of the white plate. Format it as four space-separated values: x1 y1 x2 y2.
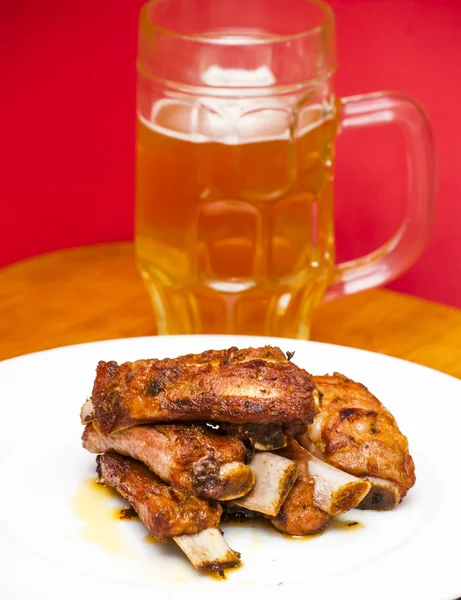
1 335 460 600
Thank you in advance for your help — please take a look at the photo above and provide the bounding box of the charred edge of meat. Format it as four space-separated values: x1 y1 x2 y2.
221 504 263 523
95 454 103 481
244 444 256 464
205 422 256 463
329 483 372 516
358 478 402 510
119 507 138 520
189 458 255 501
280 466 298 506
221 422 288 451
189 457 221 498
207 559 239 579
253 433 287 451
217 462 256 501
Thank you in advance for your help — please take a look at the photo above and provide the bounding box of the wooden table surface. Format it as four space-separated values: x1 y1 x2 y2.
1 242 461 378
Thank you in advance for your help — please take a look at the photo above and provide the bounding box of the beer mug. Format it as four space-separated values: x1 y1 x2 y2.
135 0 436 338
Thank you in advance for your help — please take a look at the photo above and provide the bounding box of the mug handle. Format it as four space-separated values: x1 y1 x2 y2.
324 92 437 301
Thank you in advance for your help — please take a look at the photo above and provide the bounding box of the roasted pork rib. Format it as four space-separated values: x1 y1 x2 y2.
300 373 416 509
80 346 417 577
96 453 222 541
97 453 240 574
84 423 254 500
81 346 317 437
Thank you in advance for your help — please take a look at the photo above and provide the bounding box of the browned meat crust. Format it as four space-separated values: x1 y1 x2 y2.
180 346 291 365
221 505 263 523
96 453 222 542
271 440 330 536
83 423 254 500
304 373 416 504
82 346 317 437
220 422 287 450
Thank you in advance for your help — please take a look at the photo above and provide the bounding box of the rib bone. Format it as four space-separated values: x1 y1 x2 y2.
217 462 256 501
305 450 372 516
358 477 401 510
174 528 241 575
233 452 297 516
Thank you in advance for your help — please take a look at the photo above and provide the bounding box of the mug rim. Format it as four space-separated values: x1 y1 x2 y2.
140 0 334 46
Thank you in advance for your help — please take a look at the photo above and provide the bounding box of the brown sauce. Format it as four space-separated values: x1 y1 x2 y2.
117 507 139 520
74 477 363 574
222 514 273 530
203 562 243 581
280 530 325 541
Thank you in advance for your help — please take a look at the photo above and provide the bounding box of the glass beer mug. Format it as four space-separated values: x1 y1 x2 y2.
135 0 436 338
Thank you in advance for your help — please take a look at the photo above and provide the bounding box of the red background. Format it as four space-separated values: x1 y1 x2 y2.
1 0 460 306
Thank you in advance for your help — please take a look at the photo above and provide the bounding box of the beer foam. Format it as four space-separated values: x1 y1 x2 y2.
201 65 276 87
139 97 332 145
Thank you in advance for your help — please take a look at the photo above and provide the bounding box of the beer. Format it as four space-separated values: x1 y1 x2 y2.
136 99 337 337
135 0 436 337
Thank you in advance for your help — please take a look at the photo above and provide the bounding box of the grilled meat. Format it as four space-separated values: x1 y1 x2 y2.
81 346 317 437
300 373 416 509
96 453 221 541
271 440 330 536
179 346 293 365
77 345 419 578
83 423 254 500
